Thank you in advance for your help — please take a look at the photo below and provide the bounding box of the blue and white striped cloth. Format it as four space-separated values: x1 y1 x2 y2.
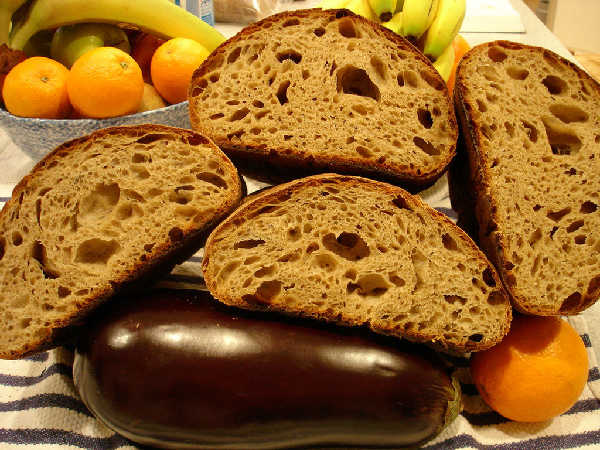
1 177 599 449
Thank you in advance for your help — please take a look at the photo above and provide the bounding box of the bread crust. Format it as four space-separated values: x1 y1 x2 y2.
203 173 512 354
0 124 244 359
188 8 458 188
453 40 600 315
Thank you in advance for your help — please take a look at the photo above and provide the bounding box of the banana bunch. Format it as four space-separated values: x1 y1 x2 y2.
318 0 466 81
0 0 225 52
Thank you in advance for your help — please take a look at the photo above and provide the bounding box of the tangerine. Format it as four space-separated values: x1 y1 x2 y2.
471 315 588 422
150 37 209 104
2 56 71 119
447 34 471 96
67 46 144 119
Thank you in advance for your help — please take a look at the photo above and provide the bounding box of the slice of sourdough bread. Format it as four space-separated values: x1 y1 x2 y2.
452 40 600 315
0 124 244 359
202 174 512 354
188 8 458 189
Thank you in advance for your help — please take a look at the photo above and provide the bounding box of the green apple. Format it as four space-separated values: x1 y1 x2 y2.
50 23 131 68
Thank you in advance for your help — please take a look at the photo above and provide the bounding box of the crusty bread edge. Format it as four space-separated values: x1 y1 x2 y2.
202 173 512 354
188 8 458 189
0 124 245 359
453 40 600 315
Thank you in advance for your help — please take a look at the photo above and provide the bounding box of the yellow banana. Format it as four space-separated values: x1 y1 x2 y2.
432 41 455 82
382 11 403 35
318 0 351 8
345 0 378 22
423 0 466 60
401 0 439 39
367 0 397 22
8 0 226 52
0 0 28 44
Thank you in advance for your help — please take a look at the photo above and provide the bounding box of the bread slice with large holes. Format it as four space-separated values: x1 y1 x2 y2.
202 173 512 354
188 8 458 189
0 124 244 359
451 40 600 315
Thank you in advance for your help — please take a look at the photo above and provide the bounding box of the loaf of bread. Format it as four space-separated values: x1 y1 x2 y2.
202 174 512 354
452 40 600 315
189 8 458 188
0 124 244 359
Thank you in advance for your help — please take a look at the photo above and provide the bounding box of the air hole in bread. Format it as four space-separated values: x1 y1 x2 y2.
282 18 300 27
287 226 301 241
574 235 586 244
196 172 228 189
487 47 507 63
413 136 439 156
547 207 571 222
444 295 467 305
313 253 337 271
560 291 582 313
581 201 597 213
227 47 242 64
80 183 120 222
441 233 458 251
468 333 483 342
355 146 372 158
234 239 266 250
276 80 291 105
322 232 369 261
347 273 389 296
131 166 150 179
75 239 120 264
209 113 224 121
277 50 302 64
352 104 370 115
169 189 193 205
168 227 184 242
31 241 60 279
567 220 584 233
191 79 208 97
336 66 380 101
542 116 582 155
209 73 220 83
482 268 496 287
370 56 387 80
520 120 538 143
278 250 301 263
254 265 276 278
314 27 325 36
542 75 567 95
506 66 529 80
136 133 172 145
550 226 559 239
417 108 433 129
388 273 405 287
549 104 589 123
420 70 445 91
230 107 250 122
132 152 150 163
476 100 487 113
477 65 500 82
338 18 359 38
247 280 282 305
12 231 23 246
57 286 71 298
397 73 405 87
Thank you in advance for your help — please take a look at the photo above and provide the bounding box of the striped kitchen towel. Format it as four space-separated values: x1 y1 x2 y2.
0 178 599 449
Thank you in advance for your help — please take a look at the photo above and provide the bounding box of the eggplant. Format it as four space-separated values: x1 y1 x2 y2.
74 289 460 449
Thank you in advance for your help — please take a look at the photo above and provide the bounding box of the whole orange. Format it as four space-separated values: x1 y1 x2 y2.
67 46 144 119
2 57 71 119
151 37 209 105
471 315 588 423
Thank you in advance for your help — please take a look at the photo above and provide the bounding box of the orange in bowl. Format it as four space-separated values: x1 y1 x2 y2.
471 315 588 422
2 56 71 119
67 46 144 119
151 37 210 105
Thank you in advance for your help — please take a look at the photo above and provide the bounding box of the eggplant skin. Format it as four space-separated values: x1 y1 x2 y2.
74 289 461 449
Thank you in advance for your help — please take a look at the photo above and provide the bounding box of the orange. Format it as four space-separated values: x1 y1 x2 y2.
447 34 471 96
150 37 210 105
471 315 588 423
2 57 71 119
67 46 144 119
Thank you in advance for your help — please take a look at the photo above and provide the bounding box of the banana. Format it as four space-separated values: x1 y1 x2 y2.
401 0 439 39
432 41 455 82
8 0 226 53
0 0 27 44
423 0 466 60
367 0 396 22
318 0 350 8
345 0 378 22
382 11 403 35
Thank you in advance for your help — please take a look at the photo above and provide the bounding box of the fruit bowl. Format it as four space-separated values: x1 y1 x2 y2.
0 101 190 162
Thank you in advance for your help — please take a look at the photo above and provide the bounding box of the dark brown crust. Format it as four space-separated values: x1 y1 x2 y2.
203 173 512 354
0 124 244 359
453 40 600 316
188 8 458 189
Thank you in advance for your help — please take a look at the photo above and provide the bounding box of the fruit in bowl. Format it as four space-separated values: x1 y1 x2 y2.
0 0 226 159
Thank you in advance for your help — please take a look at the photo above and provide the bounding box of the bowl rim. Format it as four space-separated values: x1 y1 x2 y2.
0 100 189 124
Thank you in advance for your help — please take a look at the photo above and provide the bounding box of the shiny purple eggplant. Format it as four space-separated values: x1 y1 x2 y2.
74 289 460 449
